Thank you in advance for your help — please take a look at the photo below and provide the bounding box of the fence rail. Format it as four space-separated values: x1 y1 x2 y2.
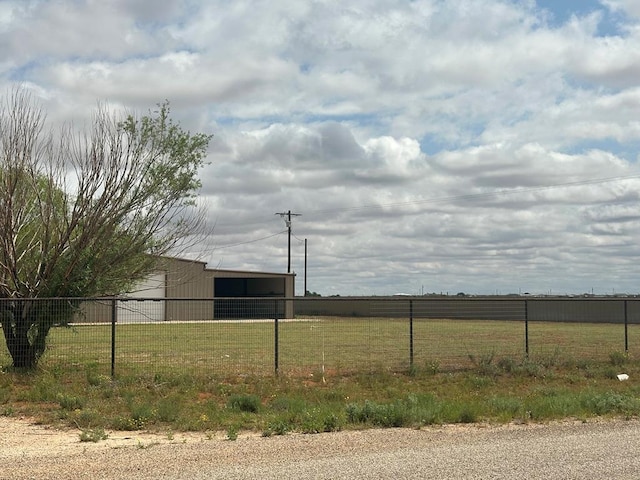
1 296 638 376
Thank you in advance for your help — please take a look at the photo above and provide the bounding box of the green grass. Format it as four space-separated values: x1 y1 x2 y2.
3 317 631 376
0 317 639 435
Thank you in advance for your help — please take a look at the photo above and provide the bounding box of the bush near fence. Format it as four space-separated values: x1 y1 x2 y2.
0 296 638 377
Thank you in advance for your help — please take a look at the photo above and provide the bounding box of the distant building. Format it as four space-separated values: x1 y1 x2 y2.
79 256 295 322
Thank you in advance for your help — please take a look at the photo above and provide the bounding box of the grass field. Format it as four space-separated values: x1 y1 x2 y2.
1 317 634 376
2 317 639 436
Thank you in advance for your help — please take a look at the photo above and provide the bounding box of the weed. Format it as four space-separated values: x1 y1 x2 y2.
496 357 517 373
609 351 628 367
346 399 412 428
57 393 85 410
517 359 544 377
226 425 239 441
263 419 290 436
322 413 343 432
136 440 160 449
227 394 261 413
0 386 10 404
78 427 108 443
425 360 440 375
71 408 103 428
468 351 498 376
157 396 182 422
581 392 640 416
457 406 478 424
525 393 577 420
488 396 523 420
468 375 494 389
268 396 308 414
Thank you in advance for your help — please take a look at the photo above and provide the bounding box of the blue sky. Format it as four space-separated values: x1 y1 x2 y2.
1 0 640 296
537 0 621 34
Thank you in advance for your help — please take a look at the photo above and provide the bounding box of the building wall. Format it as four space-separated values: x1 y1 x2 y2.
75 256 295 322
294 297 640 323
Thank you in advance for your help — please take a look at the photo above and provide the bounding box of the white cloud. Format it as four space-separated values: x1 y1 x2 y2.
2 0 640 295
602 0 640 18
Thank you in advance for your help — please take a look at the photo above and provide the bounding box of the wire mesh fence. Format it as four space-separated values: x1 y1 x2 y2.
1 297 638 377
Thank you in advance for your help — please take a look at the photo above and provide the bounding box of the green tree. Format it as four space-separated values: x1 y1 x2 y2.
0 88 211 368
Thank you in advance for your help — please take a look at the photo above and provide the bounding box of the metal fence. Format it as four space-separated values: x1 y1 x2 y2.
1 297 639 377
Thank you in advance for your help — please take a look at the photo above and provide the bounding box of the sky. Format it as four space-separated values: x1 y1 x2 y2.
2 0 640 296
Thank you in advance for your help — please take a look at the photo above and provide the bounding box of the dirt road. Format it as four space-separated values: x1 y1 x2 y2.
2 417 640 479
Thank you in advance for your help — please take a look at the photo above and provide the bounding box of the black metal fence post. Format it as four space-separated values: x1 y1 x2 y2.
111 298 117 378
524 299 529 358
274 316 279 376
409 299 414 369
624 300 629 354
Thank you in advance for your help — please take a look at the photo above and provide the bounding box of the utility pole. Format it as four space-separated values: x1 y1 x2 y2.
275 210 301 273
304 238 307 296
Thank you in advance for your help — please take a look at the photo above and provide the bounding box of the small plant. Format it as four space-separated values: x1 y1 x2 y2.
2 406 15 416
346 400 411 428
468 351 498 376
488 396 523 420
468 375 494 389
581 392 640 416
609 351 628 367
71 408 103 428
79 427 108 443
157 396 182 422
299 408 342 434
425 360 440 375
322 413 343 432
112 415 147 431
135 440 160 450
227 394 261 413
457 406 478 424
497 357 517 373
226 425 239 441
263 419 290 436
57 392 85 410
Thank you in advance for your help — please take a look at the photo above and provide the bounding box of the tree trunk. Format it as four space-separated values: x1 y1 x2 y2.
0 302 44 369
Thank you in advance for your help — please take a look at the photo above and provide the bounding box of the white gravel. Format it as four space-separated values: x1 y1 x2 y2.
2 417 640 479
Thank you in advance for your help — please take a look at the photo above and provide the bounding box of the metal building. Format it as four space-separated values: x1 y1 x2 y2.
85 256 295 323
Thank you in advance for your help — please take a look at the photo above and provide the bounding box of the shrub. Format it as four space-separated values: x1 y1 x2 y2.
263 419 290 436
609 351 628 367
228 394 261 413
57 393 85 410
582 392 640 416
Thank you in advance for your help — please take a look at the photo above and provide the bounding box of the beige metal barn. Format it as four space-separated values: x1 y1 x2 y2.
81 256 295 323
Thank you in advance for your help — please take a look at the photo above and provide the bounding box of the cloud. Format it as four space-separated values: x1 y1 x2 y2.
602 0 640 19
1 0 640 295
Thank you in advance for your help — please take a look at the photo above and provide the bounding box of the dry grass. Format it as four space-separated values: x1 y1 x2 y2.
1 317 639 434
1 317 633 377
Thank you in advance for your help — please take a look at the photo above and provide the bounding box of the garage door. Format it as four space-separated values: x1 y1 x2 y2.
117 272 166 323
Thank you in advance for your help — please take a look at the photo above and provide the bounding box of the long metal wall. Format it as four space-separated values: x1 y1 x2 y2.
295 296 640 323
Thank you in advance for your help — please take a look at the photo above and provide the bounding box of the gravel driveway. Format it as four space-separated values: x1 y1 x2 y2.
2 417 640 479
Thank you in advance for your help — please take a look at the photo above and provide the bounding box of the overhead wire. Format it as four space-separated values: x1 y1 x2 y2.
213 230 287 249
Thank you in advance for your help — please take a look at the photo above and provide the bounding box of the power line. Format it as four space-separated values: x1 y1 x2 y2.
213 230 286 249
